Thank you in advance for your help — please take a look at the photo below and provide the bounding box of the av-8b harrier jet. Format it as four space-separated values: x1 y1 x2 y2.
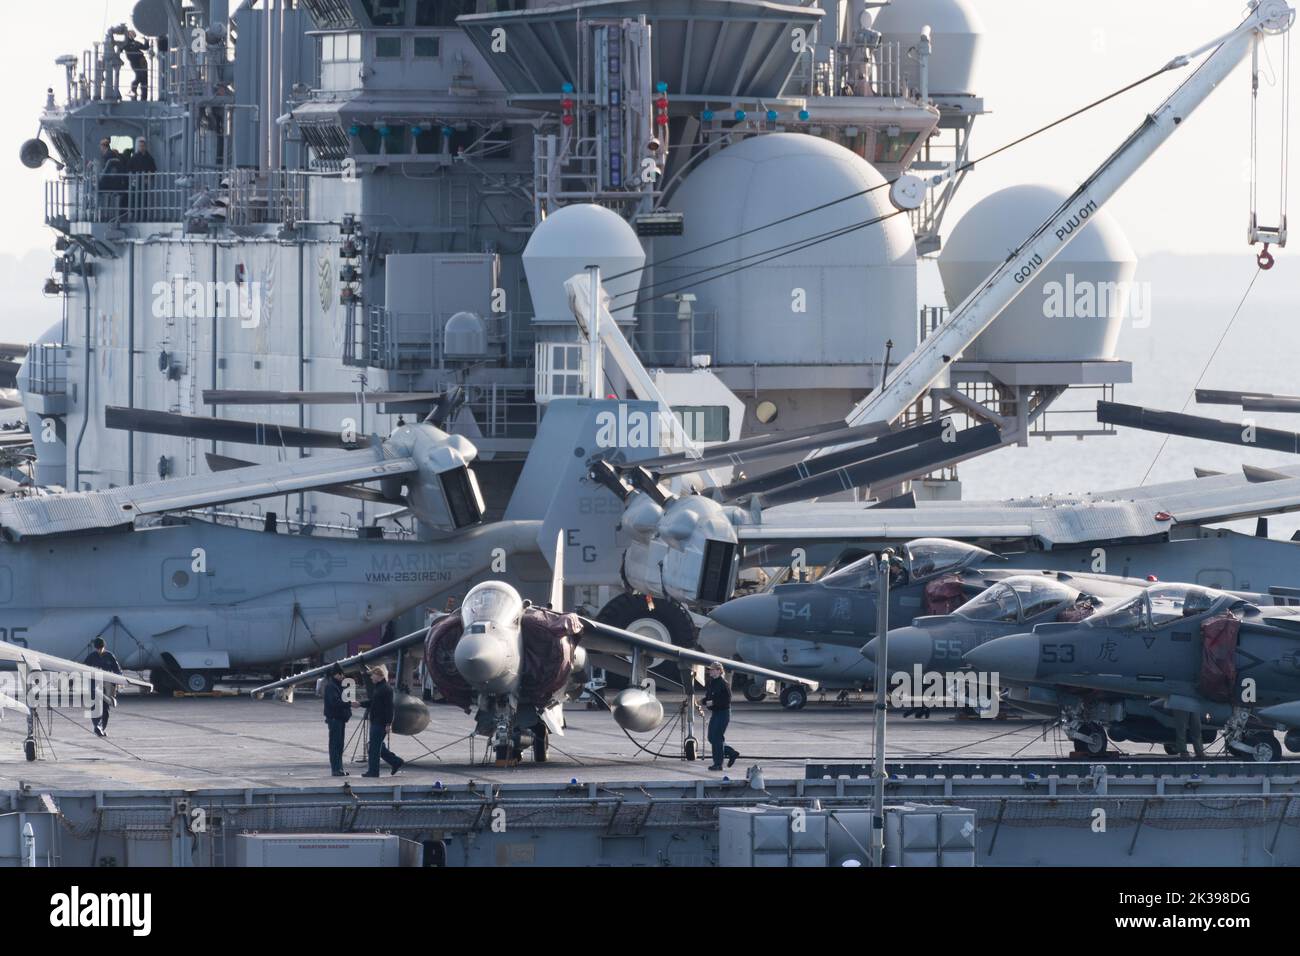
965 583 1300 761
254 540 815 766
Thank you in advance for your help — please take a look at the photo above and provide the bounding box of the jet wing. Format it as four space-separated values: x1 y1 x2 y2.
0 447 417 540
0 643 152 691
578 617 819 689
741 465 1300 548
251 626 432 696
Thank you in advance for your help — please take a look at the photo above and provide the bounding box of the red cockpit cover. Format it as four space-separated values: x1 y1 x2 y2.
1198 612 1240 703
923 575 966 615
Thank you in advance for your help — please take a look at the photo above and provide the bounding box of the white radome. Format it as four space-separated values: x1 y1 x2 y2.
659 133 917 367
938 183 1138 363
523 203 646 323
872 0 984 96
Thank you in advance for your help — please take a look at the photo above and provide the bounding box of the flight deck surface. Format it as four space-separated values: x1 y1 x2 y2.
0 689 1270 791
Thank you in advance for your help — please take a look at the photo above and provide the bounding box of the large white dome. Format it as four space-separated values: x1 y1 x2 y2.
658 134 917 367
939 183 1137 362
522 204 645 324
872 0 984 96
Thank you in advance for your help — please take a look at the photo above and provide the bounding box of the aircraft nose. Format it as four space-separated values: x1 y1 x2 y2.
964 633 1039 681
454 634 508 684
709 593 778 636
863 627 933 670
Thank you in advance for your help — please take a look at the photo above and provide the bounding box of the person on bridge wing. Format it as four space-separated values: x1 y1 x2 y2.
361 665 404 778
323 664 352 777
83 637 123 738
703 661 740 771
121 29 150 101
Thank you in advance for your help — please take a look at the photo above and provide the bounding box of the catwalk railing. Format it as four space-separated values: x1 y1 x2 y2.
45 170 308 228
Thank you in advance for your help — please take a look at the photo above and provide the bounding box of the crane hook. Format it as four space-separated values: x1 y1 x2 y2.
1258 243 1276 270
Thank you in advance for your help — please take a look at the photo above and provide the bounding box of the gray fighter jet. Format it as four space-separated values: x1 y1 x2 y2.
964 583 1300 761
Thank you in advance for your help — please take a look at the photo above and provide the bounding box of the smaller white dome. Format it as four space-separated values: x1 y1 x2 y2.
872 0 984 96
523 204 645 324
939 183 1137 362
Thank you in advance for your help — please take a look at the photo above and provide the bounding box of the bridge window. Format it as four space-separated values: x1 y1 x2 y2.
414 36 440 58
376 36 403 58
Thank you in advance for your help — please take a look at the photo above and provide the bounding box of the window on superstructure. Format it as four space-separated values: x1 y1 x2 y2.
672 406 729 443
362 0 408 27
414 36 440 57
376 36 403 58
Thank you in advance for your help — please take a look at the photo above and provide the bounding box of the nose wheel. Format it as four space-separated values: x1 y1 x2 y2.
684 736 699 761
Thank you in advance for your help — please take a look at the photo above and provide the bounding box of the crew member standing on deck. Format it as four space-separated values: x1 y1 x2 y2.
323 664 352 776
83 637 123 738
703 661 739 771
361 664 404 777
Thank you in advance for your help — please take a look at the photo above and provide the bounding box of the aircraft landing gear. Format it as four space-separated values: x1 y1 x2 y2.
1069 721 1108 756
743 680 767 703
1286 728 1300 754
597 593 697 649
24 738 35 762
684 736 699 761
1240 733 1282 763
533 725 549 763
780 685 808 711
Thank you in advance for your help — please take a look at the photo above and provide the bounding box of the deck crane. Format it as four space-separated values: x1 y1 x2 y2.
553 2 1297 620
848 0 1296 432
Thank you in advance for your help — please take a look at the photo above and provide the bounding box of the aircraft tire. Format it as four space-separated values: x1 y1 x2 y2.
24 739 36 762
182 671 216 694
1285 728 1300 754
1245 733 1282 763
597 593 697 649
780 685 808 711
1075 722 1107 755
533 725 549 763
743 681 767 702
684 736 698 761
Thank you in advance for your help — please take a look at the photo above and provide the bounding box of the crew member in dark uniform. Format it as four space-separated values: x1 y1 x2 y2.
122 30 150 101
703 661 739 771
323 664 352 776
361 664 404 777
83 637 123 737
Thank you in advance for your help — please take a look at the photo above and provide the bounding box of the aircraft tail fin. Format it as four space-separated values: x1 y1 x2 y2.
549 530 565 612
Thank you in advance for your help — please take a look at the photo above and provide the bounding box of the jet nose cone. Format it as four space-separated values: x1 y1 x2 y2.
864 627 933 670
454 635 508 685
964 633 1039 681
709 593 778 636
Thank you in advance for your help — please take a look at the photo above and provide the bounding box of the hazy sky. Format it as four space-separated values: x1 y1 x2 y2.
0 0 1293 261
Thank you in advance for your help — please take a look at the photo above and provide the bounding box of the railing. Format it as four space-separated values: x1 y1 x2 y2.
347 309 520 370
45 170 308 227
25 344 67 396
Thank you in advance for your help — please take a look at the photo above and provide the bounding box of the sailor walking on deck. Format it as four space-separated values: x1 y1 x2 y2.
361 665 404 777
704 661 739 771
83 637 122 738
